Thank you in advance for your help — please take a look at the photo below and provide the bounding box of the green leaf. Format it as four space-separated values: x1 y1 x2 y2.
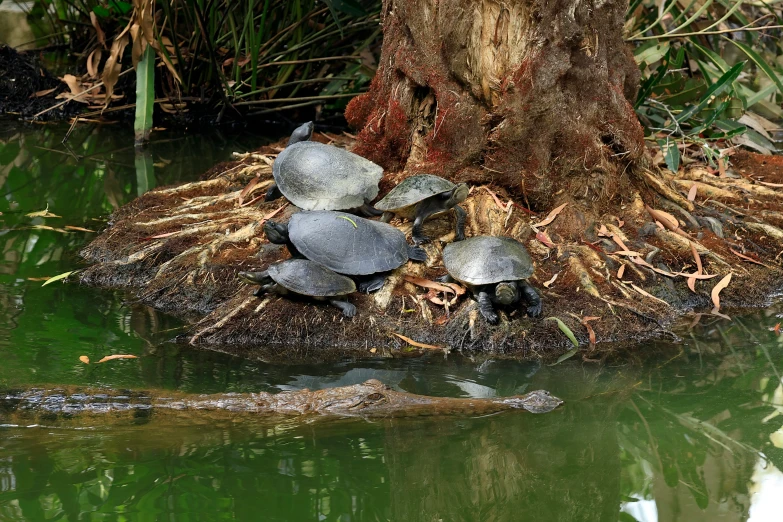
549 347 579 366
634 42 670 66
726 38 783 98
135 150 156 197
134 45 155 146
42 270 78 287
657 139 680 172
676 61 744 124
338 216 358 228
545 317 578 347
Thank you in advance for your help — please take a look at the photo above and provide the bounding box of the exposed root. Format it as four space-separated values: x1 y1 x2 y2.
78 140 783 360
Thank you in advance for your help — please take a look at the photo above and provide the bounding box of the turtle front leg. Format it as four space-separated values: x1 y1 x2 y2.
356 273 388 293
379 211 394 223
329 299 357 318
453 205 467 241
407 245 427 263
519 281 542 317
265 184 283 201
358 203 384 217
477 291 499 324
412 201 441 245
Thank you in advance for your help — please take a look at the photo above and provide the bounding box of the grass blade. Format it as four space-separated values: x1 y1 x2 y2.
134 44 155 146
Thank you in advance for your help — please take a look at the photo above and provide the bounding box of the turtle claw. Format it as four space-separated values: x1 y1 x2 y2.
413 234 431 245
527 302 543 318
330 299 357 318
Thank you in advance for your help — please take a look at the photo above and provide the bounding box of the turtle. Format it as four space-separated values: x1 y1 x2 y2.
238 259 357 317
264 210 427 293
440 236 542 324
265 122 383 216
375 174 469 244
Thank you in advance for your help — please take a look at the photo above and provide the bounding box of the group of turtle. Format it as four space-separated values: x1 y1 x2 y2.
239 122 542 324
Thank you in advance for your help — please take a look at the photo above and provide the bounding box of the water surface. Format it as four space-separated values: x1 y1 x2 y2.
1 121 783 521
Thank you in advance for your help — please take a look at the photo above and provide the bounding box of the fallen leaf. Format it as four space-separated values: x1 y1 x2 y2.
543 273 558 288
238 176 260 205
149 231 180 239
687 183 698 202
257 204 287 224
581 316 600 346
79 355 90 364
480 186 509 211
772 323 780 336
617 264 626 278
32 87 57 98
730 248 766 266
26 277 51 281
403 275 465 297
61 74 83 95
758 181 783 188
533 203 567 229
688 242 702 293
718 157 726 178
616 218 625 227
545 317 578 347
370 348 377 353
390 332 444 351
42 270 78 286
597 224 610 237
31 225 70 233
86 48 102 78
64 226 96 233
711 273 732 314
645 205 679 231
97 354 138 363
612 250 644 257
630 284 670 306
536 230 555 248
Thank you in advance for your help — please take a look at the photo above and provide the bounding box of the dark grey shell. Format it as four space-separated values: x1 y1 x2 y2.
273 142 383 210
374 174 456 211
289 211 409 275
268 259 356 297
443 236 534 285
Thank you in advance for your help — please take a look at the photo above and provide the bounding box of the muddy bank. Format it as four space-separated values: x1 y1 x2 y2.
76 131 783 361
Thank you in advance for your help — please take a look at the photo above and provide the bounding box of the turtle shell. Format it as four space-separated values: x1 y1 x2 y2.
268 259 356 297
273 142 383 211
374 174 456 212
443 236 534 285
289 211 410 275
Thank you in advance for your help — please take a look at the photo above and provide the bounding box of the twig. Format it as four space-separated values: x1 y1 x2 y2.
235 93 358 107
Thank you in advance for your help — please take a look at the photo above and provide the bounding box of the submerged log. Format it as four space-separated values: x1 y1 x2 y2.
78 132 783 360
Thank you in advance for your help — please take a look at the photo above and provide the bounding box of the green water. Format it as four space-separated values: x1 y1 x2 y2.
1 121 783 522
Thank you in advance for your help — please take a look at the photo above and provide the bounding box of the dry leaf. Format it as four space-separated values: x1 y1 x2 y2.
687 242 702 292
543 273 558 288
391 332 444 351
79 355 90 364
730 248 765 266
536 230 555 248
258 204 287 223
533 203 567 229
61 74 83 96
630 284 670 306
645 205 679 231
717 157 726 178
102 33 130 104
711 273 732 314
480 186 509 211
617 264 626 279
90 11 106 48
64 226 96 233
597 224 610 237
149 231 179 239
370 347 377 353
687 183 698 202
87 48 102 79
97 354 138 363
772 323 781 336
403 275 465 297
612 250 643 257
758 181 783 188
32 87 57 98
238 176 260 206
581 316 600 345
26 206 60 218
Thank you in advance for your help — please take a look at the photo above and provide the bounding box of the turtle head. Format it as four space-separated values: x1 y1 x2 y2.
495 281 519 305
264 220 290 244
288 121 314 145
447 183 469 207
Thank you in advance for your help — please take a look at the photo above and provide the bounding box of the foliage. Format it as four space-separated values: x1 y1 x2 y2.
628 0 783 166
19 0 382 116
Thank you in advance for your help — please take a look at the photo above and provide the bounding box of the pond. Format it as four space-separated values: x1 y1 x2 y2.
1 120 783 522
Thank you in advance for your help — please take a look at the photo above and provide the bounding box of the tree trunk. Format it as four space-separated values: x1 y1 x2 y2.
347 0 652 212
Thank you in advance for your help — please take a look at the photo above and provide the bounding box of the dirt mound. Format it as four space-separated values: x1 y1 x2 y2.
0 45 76 119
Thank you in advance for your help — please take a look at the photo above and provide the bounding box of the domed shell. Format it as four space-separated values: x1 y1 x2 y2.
268 259 356 296
374 174 456 211
443 236 534 285
273 142 383 211
289 211 409 275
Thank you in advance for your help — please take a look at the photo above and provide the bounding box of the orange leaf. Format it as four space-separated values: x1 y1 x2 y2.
403 275 465 296
90 11 106 48
631 284 670 306
32 87 57 98
238 176 260 206
687 183 698 202
710 273 732 314
688 242 702 293
79 355 90 364
581 316 600 346
718 158 726 178
97 354 138 363
617 264 626 279
645 205 679 231
533 203 567 229
730 248 765 266
612 250 643 257
536 231 555 248
480 186 509 211
773 323 781 336
391 332 444 351
543 273 558 288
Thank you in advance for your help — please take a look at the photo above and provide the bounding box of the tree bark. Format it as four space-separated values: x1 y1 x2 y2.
347 0 647 211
